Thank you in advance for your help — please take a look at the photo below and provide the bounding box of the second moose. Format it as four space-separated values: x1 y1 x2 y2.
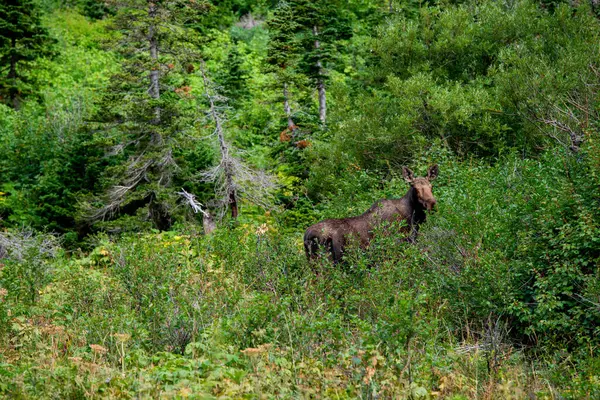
304 165 439 263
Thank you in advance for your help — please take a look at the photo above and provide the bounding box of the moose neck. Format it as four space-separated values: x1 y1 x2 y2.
406 185 426 223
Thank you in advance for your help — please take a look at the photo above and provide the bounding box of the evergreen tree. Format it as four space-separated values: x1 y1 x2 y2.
290 0 351 125
86 0 209 231
216 45 249 105
0 0 55 109
82 0 116 20
266 1 302 129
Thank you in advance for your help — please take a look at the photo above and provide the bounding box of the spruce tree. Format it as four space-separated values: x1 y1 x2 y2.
216 45 249 105
289 0 351 125
82 0 115 20
86 0 209 231
265 1 302 129
0 0 55 109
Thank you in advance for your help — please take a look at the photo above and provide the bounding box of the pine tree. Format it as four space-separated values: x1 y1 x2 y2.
290 0 351 125
0 0 55 109
266 1 302 129
216 45 249 105
86 0 209 231
82 0 115 20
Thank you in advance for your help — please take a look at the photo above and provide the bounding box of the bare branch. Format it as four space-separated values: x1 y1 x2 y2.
177 189 209 217
197 61 278 219
0 229 60 262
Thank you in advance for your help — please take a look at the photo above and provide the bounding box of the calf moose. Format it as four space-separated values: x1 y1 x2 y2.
304 165 438 263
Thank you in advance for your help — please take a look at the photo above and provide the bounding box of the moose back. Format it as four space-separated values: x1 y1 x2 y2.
304 165 439 263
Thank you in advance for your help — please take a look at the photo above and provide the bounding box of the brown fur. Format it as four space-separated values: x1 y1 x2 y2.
304 165 438 263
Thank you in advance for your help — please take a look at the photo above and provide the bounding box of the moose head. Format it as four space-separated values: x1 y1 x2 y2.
402 165 438 212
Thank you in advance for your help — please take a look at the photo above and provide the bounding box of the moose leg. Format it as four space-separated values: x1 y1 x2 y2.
330 235 344 263
407 214 421 243
407 228 417 244
304 240 312 260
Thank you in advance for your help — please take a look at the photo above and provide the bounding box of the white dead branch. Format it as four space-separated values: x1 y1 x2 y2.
177 189 209 217
0 229 60 262
198 60 278 219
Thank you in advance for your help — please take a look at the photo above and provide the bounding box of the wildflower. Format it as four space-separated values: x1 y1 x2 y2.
241 343 272 356
42 325 64 335
363 366 376 385
113 333 131 343
90 344 108 354
255 223 269 236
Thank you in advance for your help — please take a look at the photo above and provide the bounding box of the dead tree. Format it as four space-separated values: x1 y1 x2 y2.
177 189 215 234
313 25 327 125
198 61 277 220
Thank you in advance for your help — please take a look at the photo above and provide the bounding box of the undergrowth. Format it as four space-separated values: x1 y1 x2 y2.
1 148 599 399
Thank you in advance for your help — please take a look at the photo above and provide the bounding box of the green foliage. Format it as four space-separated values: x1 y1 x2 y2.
0 11 116 235
1 0 600 397
320 0 600 176
0 230 60 305
85 0 212 231
81 0 115 20
292 0 352 77
0 0 56 108
215 44 250 104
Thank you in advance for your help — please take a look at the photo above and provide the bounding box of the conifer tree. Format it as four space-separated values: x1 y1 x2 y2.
0 0 55 109
82 0 115 20
289 0 351 125
266 1 301 129
86 0 209 231
216 45 249 105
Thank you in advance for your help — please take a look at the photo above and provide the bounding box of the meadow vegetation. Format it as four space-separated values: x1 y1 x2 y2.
1 0 600 398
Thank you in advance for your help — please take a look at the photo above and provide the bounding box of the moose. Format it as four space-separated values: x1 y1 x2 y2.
304 165 439 263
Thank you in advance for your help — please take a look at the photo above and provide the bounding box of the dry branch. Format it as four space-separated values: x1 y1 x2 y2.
198 60 278 219
0 229 60 262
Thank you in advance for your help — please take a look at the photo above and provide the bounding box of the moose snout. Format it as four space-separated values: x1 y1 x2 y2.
426 199 437 211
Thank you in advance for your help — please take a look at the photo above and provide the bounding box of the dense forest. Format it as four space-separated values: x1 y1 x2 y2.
1 0 600 397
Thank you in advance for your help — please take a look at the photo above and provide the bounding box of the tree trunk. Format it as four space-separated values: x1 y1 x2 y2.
283 82 295 129
200 61 239 220
149 193 172 231
229 189 238 219
313 26 326 125
148 2 161 127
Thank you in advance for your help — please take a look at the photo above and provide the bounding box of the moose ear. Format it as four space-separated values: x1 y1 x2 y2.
427 164 439 181
402 166 415 183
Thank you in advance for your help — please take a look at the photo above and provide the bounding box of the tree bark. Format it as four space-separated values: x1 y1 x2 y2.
283 82 295 129
229 190 238 219
313 26 326 125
